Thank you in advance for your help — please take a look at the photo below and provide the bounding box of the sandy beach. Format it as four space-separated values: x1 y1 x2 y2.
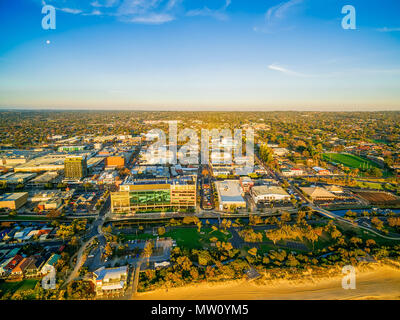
134 265 400 300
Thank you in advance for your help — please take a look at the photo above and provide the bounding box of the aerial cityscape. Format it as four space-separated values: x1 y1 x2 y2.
0 0 400 306
0 111 399 301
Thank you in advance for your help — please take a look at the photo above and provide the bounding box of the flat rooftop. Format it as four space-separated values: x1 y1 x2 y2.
252 186 289 197
0 192 28 202
123 175 196 186
216 180 245 203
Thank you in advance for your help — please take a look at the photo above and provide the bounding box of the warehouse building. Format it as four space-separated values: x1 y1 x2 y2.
0 193 28 210
251 186 291 204
27 172 59 187
215 180 246 211
300 187 336 201
0 172 37 185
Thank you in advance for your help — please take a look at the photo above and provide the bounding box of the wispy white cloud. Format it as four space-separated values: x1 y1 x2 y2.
186 8 227 21
58 7 83 14
82 9 103 16
165 0 181 11
128 13 175 24
38 0 180 24
266 0 302 23
186 0 232 21
268 63 310 77
39 0 229 24
223 0 231 10
254 0 303 34
376 27 400 32
268 63 400 78
90 0 119 8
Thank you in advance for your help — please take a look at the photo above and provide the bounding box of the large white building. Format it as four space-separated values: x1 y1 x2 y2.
215 180 246 211
251 186 291 204
93 266 128 296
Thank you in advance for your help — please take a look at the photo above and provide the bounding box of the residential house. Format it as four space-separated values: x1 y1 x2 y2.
41 253 61 274
10 256 36 277
25 256 44 278
312 167 331 176
0 257 14 277
5 254 24 273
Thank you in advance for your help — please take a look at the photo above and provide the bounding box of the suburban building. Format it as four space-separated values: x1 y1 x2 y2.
29 190 61 202
41 253 61 274
37 198 62 211
27 172 59 187
5 254 24 273
254 165 267 175
4 248 20 259
0 172 37 185
0 257 14 277
92 266 128 296
111 176 197 214
281 168 304 177
97 170 120 185
272 148 289 157
251 186 291 204
105 156 125 168
212 166 232 176
301 187 336 201
0 192 28 210
14 154 70 172
58 145 86 152
10 256 36 277
25 256 44 277
312 167 331 175
64 156 88 179
215 180 246 211
325 185 344 194
239 176 254 192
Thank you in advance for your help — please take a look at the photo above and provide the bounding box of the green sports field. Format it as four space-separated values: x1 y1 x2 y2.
323 153 379 170
165 227 232 250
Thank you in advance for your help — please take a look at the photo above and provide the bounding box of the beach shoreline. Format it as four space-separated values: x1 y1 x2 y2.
133 265 400 300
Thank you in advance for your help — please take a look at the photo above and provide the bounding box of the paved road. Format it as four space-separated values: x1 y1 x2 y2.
130 240 152 299
63 196 110 286
63 235 96 287
313 205 400 240
131 260 143 298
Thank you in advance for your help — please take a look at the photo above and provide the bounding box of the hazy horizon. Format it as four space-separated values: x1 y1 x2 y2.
1 105 400 112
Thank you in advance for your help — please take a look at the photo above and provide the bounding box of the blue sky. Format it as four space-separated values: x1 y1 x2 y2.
0 0 400 110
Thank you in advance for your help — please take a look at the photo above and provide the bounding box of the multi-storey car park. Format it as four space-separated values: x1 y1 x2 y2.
110 175 197 214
